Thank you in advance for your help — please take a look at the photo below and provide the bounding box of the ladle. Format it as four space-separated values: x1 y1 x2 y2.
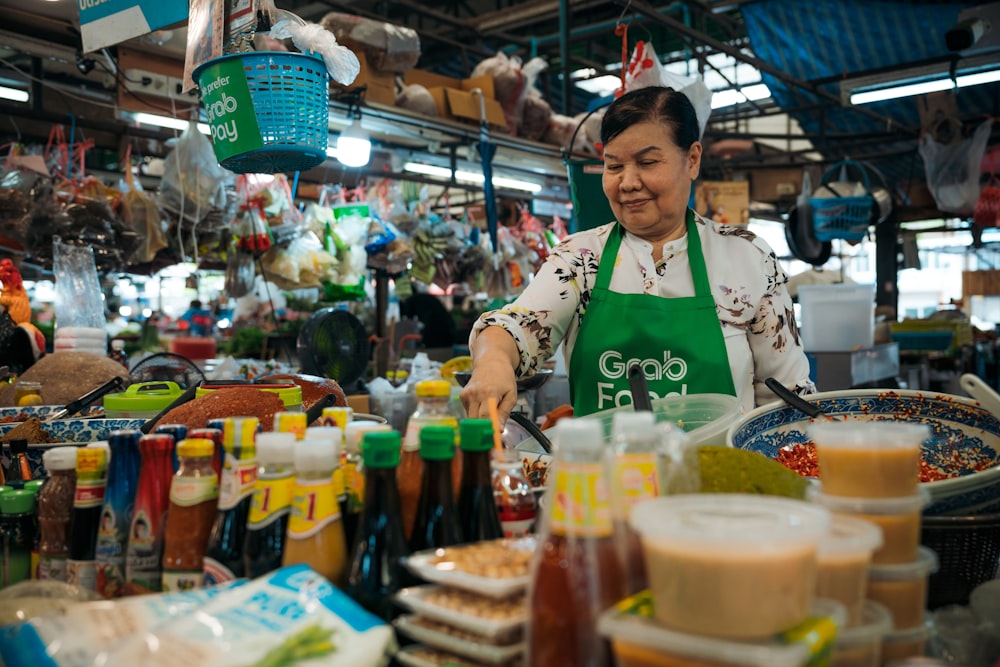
764 377 828 419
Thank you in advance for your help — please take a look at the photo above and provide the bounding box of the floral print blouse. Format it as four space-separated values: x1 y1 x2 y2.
470 213 816 411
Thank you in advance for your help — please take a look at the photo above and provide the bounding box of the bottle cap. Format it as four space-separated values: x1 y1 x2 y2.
304 426 342 460
553 417 604 454
112 339 125 350
177 438 215 458
362 431 402 468
419 425 456 461
611 411 656 440
0 488 35 515
42 446 78 471
459 419 494 452
345 422 391 454
294 438 339 472
255 432 296 465
23 479 44 494
415 380 451 398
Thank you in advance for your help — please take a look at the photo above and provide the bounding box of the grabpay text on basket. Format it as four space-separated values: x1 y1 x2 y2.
204 75 241 143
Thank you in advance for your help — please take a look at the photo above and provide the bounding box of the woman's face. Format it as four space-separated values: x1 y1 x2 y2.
602 120 702 243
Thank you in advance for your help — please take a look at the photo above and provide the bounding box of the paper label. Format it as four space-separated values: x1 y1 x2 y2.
549 462 613 536
219 460 257 510
38 555 67 582
288 479 340 539
248 476 294 527
66 559 98 591
74 479 107 509
170 476 219 507
162 570 203 593
201 557 236 586
612 453 659 518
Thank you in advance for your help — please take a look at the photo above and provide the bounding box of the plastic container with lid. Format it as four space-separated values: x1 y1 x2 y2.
103 382 184 419
817 515 884 626
195 383 303 412
808 421 927 499
809 487 930 565
630 493 831 639
880 623 931 664
597 591 846 667
866 547 939 631
798 283 874 352
830 600 893 667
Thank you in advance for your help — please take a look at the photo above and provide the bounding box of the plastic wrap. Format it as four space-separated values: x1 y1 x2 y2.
270 19 360 86
52 237 105 330
919 119 992 215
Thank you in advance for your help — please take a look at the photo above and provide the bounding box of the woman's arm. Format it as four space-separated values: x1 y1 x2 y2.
461 326 520 423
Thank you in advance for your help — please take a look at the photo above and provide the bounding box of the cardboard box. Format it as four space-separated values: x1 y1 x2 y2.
335 51 396 106
694 180 750 226
750 167 802 202
403 70 505 127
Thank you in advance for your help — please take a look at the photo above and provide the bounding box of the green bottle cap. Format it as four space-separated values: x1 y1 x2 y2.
0 488 36 515
0 485 11 497
23 480 44 494
362 431 402 469
419 425 456 461
459 419 495 452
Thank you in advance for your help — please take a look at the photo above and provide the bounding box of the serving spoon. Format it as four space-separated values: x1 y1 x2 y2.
764 377 828 419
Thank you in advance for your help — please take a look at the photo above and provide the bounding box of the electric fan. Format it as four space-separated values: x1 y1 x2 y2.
297 308 370 392
130 352 206 389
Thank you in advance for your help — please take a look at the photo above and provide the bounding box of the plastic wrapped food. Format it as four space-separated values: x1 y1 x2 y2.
0 579 102 626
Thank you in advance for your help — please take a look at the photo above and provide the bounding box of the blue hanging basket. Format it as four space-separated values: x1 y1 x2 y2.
809 160 876 242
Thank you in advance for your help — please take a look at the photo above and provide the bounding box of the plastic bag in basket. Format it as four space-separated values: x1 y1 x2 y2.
624 40 712 138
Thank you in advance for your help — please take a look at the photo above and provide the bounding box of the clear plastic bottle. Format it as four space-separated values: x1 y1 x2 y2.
244 432 296 578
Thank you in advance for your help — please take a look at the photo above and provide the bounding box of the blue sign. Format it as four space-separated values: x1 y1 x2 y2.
79 0 188 53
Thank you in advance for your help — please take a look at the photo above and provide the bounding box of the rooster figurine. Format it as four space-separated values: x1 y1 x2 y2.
0 259 46 373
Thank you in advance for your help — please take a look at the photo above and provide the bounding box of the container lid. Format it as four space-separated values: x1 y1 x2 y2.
630 494 832 551
295 438 339 472
834 600 893 649
612 411 657 440
881 622 932 645
0 488 36 514
344 422 391 454
867 546 939 581
176 438 215 458
553 417 604 455
23 479 44 493
459 419 494 452
0 485 10 496
415 380 451 398
808 486 930 515
807 421 929 450
818 514 883 558
420 425 456 460
255 432 296 465
103 381 182 411
42 446 78 471
305 426 343 454
597 591 844 667
363 431 402 468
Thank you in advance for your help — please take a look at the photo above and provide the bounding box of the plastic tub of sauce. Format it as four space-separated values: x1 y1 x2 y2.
808 422 927 498
630 494 831 639
830 600 893 667
866 547 938 630
103 381 184 419
816 515 883 626
879 623 930 665
195 383 303 412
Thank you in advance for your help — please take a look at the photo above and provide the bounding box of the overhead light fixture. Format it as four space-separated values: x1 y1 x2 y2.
336 116 371 168
0 85 28 103
843 55 1000 105
403 161 542 193
132 112 210 134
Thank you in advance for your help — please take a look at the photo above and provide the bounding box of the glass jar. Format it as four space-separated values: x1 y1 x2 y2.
491 448 537 538
14 381 42 407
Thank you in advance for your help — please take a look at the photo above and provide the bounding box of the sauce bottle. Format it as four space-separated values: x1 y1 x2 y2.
4 439 32 488
342 422 391 549
22 479 43 578
155 423 188 473
124 433 175 594
67 447 108 592
607 411 659 596
243 432 296 578
399 380 459 539
347 430 411 621
274 412 307 440
202 417 258 585
492 447 538 538
410 425 463 552
457 419 503 543
283 437 348 587
0 489 35 588
527 417 626 667
36 447 77 582
161 438 219 592
189 427 224 481
95 429 142 598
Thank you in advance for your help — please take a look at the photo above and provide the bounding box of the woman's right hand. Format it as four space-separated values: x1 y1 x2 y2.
460 357 519 426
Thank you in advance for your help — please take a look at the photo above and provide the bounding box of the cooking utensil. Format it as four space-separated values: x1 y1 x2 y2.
764 377 827 419
304 392 341 426
45 376 126 421
959 373 1000 418
628 364 653 411
140 381 202 434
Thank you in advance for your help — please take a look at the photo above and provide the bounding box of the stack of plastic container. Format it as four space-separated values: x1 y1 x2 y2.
808 421 939 665
53 326 107 356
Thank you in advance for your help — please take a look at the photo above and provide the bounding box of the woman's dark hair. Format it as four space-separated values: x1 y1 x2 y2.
600 86 701 150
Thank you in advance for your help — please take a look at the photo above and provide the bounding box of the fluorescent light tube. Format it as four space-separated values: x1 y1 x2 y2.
403 162 542 193
850 67 1000 105
133 112 210 134
0 85 28 103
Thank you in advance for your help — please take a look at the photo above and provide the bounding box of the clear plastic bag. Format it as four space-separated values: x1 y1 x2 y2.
624 40 713 138
919 118 992 215
52 236 105 330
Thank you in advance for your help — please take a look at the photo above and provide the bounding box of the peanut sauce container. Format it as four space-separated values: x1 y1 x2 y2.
816 514 884 626
807 421 928 499
629 494 831 640
865 546 939 631
830 600 893 667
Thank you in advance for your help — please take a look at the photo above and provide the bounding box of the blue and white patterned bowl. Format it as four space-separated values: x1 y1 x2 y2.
0 418 147 479
0 405 104 422
726 389 1000 516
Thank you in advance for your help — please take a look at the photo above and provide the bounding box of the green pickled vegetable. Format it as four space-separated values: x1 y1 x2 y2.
697 446 809 499
244 624 336 667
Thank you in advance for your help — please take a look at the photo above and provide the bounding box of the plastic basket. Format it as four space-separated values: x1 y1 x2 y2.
890 319 973 352
920 511 1000 609
193 51 330 174
809 160 875 242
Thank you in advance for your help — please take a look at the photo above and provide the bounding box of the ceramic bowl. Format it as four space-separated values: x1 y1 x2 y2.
0 405 104 423
1 418 147 479
726 389 1000 516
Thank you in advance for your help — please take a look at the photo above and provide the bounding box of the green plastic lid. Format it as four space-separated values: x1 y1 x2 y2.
0 488 36 514
420 425 456 461
459 419 495 452
0 485 11 496
104 381 184 412
362 431 402 468
23 480 44 494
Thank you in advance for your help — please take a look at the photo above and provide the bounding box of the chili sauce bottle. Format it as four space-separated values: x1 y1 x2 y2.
161 438 219 592
95 429 142 598
283 437 348 587
37 447 77 582
409 425 463 552
347 430 411 621
125 434 174 594
66 447 108 592
202 417 258 585
527 417 626 667
243 431 296 578
457 419 503 543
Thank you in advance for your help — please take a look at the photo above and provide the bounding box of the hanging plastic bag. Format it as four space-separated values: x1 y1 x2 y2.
52 237 105 330
225 246 256 298
624 40 713 138
119 151 168 264
919 118 992 215
270 16 361 86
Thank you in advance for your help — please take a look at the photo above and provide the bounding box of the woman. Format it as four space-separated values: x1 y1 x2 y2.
462 86 814 424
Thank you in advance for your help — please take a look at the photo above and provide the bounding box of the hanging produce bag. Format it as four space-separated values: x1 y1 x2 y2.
919 119 992 216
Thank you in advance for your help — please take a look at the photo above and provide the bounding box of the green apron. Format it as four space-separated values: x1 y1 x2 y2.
569 211 737 415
